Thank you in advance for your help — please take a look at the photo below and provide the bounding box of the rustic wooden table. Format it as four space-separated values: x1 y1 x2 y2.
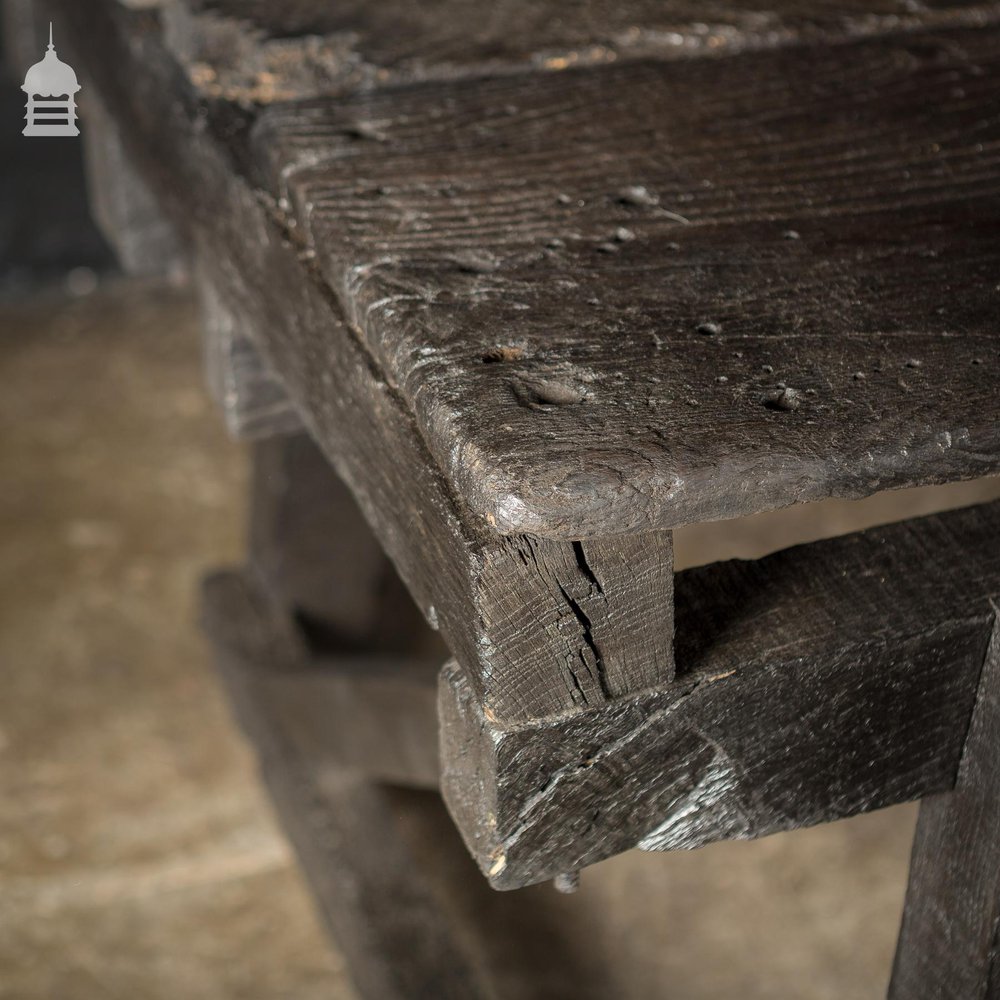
58 0 1000 995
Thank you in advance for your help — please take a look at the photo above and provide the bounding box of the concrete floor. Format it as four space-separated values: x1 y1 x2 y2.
3 277 1000 999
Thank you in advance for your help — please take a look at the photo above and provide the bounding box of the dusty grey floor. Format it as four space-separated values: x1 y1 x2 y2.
3 278 1000 999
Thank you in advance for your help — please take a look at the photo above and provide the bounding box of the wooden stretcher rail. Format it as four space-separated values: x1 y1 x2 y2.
201 567 441 788
205 497 1000 891
443 499 1000 887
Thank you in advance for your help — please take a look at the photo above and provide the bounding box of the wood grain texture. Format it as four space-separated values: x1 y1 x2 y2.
59 0 676 721
890 610 1000 1000
68 0 1000 538
202 570 625 1000
441 500 1000 888
182 0 1000 86
473 532 675 711
250 21 1000 537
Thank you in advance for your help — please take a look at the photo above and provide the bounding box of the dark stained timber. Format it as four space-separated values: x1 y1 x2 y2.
201 568 440 788
68 0 1000 992
64 0 1000 543
201 570 627 1000
59 0 679 722
252 22 1000 538
441 501 1000 888
181 0 1000 88
890 612 1000 1000
247 433 438 654
196 262 304 441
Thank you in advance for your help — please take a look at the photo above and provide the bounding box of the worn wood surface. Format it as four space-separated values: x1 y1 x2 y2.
60 0 679 722
890 610 1000 1000
248 432 438 653
201 571 623 1000
70 12 1000 993
442 500 1000 888
252 23 1000 538
181 0 1000 86
69 0 1000 545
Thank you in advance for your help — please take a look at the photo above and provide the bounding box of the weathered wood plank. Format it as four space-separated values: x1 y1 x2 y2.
889 610 1000 1000
180 0 1000 85
441 500 1000 888
252 22 1000 537
58 0 676 722
473 532 675 711
248 432 433 652
202 572 624 1000
69 0 1000 544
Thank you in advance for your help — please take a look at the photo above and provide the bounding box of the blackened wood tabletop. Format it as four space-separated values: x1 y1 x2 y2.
73 0 1000 540
246 10 1000 539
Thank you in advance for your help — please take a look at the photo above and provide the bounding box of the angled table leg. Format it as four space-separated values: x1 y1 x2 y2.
891 608 1000 1000
199 426 627 999
202 568 621 1000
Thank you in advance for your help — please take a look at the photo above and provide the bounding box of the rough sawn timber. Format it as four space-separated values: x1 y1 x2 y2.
58 0 676 723
72 0 1000 892
196 261 304 440
201 567 440 788
71 0 1000 543
201 574 622 1000
179 0 1000 90
441 500 1000 888
247 432 438 653
890 610 1000 999
251 19 1000 537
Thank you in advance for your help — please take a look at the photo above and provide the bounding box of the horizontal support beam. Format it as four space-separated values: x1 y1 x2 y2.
196 261 303 441
440 500 1000 888
201 569 440 788
247 432 440 655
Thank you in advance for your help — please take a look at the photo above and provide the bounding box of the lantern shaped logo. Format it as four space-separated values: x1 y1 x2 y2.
22 24 80 137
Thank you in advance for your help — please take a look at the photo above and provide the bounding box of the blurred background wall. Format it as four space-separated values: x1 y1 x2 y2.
0 4 112 294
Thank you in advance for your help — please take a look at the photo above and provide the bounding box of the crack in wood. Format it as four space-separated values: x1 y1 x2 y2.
555 581 610 703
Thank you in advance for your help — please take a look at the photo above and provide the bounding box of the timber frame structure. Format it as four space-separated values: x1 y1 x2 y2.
52 0 1000 994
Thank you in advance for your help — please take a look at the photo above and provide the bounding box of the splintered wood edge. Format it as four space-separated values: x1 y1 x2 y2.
58 0 681 722
201 569 629 999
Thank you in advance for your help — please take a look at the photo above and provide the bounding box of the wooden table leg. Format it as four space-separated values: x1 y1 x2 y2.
890 606 1000 999
199 432 624 999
